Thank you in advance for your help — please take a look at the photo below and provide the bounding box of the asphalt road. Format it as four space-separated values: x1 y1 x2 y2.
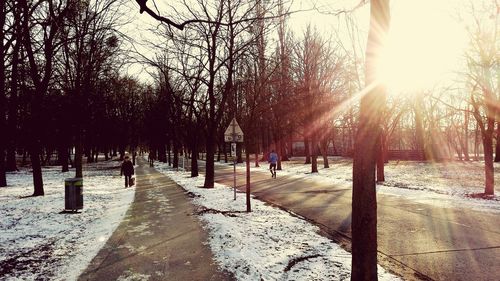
199 160 500 281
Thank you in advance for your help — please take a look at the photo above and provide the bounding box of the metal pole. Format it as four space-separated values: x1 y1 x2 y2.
246 150 251 212
233 142 237 200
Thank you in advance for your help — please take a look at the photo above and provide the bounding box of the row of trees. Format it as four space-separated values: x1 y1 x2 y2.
0 0 144 194
2 0 495 195
134 0 498 194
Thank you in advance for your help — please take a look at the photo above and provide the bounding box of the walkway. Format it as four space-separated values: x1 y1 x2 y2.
79 158 232 281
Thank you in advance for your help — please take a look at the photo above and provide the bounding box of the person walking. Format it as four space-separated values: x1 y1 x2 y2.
269 149 278 178
121 156 135 187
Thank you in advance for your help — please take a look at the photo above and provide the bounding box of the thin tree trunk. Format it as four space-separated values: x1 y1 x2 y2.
217 143 221 162
484 134 494 195
0 1 6 186
173 142 179 168
167 142 171 165
494 122 500 162
203 133 215 188
158 144 166 162
281 139 290 161
6 3 21 173
75 138 83 178
304 137 311 164
30 145 44 196
191 140 199 177
224 142 228 163
311 137 318 173
237 142 243 163
277 139 282 170
376 133 385 182
463 109 470 161
59 145 69 172
322 139 329 168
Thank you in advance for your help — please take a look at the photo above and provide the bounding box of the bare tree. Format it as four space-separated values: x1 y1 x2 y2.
19 0 70 196
465 0 498 195
0 0 7 187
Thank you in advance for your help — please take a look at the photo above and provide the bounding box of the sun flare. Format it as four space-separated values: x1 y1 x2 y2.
378 0 468 94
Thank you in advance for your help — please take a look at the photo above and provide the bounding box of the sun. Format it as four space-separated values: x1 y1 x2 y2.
377 0 468 94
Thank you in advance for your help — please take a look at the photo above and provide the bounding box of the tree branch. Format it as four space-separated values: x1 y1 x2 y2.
135 0 313 30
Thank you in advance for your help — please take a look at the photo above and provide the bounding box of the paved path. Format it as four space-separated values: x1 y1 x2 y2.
202 161 500 281
79 158 232 281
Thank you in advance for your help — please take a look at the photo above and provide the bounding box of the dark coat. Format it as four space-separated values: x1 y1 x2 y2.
121 160 134 176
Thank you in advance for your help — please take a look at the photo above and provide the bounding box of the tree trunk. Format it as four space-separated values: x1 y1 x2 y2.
158 144 166 162
191 141 199 177
203 133 215 188
223 142 228 163
474 123 480 160
167 142 171 165
173 142 179 168
494 122 500 162
30 145 44 196
304 137 311 164
311 138 318 173
236 142 243 163
484 134 494 195
376 133 385 182
217 143 221 162
277 139 282 170
0 2 6 187
59 146 69 172
351 1 390 280
5 3 20 173
463 109 470 161
75 138 83 178
0 150 5 187
414 95 425 159
281 140 290 161
321 139 329 168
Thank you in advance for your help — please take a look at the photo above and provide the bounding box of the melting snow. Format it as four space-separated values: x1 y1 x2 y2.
154 161 401 281
0 160 135 280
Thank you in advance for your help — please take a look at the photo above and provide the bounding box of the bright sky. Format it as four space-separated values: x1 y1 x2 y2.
125 0 483 93
287 0 472 94
380 0 469 93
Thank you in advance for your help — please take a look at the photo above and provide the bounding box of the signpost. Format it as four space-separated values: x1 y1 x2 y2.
224 118 244 200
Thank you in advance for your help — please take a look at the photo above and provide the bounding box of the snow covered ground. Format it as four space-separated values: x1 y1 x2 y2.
0 159 135 281
3 155 496 281
153 161 401 281
224 156 500 213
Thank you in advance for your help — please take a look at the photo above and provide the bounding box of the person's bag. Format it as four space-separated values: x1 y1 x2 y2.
130 177 135 186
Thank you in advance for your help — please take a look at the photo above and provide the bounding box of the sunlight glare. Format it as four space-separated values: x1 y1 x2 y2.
379 0 468 94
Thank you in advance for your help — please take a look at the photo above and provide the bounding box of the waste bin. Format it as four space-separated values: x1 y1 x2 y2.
65 178 83 212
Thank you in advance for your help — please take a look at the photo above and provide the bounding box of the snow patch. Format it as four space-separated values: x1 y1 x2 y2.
154 160 401 281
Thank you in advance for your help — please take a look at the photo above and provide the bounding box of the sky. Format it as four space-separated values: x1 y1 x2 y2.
287 0 473 93
123 0 490 92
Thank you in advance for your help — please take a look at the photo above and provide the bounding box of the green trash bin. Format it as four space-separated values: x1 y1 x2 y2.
65 178 83 212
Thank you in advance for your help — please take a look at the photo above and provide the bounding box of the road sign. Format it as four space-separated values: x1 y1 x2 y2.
224 118 244 142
